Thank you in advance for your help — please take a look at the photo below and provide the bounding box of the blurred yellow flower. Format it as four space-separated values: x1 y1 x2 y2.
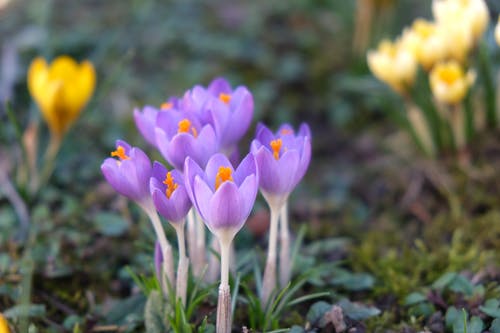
429 61 475 105
495 16 500 47
433 0 489 43
367 39 417 94
401 19 448 70
0 314 10 333
28 55 96 138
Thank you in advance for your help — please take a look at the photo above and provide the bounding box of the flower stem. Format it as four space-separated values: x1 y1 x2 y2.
217 237 232 333
173 221 188 307
186 209 200 276
279 201 291 288
144 206 174 298
32 134 61 193
195 210 206 275
261 204 280 306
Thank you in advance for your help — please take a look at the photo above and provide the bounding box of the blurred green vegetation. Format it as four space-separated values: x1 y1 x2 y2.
3 0 500 332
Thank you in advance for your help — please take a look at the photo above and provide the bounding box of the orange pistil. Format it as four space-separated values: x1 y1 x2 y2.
270 139 282 160
280 128 293 135
111 146 129 160
160 102 173 110
219 93 231 104
163 171 178 198
177 118 198 137
215 166 233 190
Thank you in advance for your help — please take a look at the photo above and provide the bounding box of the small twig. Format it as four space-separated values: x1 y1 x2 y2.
92 325 126 332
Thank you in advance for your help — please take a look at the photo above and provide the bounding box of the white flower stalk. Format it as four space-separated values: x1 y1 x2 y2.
279 201 291 288
172 220 189 306
143 205 175 298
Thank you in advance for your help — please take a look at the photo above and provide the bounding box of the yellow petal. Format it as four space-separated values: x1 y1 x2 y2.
0 313 10 333
27 57 49 107
65 60 96 114
48 55 79 81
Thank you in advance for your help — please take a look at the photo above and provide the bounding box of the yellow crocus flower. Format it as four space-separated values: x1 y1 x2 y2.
401 19 448 70
28 55 96 138
0 314 10 333
367 39 417 94
433 0 489 43
429 61 475 105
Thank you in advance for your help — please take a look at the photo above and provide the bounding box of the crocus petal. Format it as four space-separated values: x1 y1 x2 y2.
205 153 233 188
184 157 207 207
193 175 214 222
134 106 159 146
234 153 257 186
222 87 253 146
237 174 259 219
208 181 245 231
208 77 232 95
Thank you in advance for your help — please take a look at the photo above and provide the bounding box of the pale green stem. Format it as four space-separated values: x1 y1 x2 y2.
195 210 206 275
450 103 465 150
186 208 199 276
31 134 61 193
143 205 174 297
216 236 232 333
279 201 291 288
261 202 281 306
173 221 188 306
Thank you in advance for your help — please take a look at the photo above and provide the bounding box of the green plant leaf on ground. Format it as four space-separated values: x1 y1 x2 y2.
3 304 46 318
479 299 500 318
337 299 380 321
306 301 331 327
490 318 500 333
144 291 167 333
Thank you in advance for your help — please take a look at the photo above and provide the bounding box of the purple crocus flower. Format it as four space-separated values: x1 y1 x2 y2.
184 152 259 332
251 123 311 203
134 98 181 146
150 161 192 224
155 108 218 171
182 77 254 152
101 140 153 206
184 152 259 236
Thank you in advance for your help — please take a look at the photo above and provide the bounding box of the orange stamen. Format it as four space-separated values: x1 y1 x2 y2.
270 139 282 160
177 118 198 137
111 146 129 160
160 102 173 110
163 171 178 199
280 128 293 135
219 93 231 104
215 166 233 190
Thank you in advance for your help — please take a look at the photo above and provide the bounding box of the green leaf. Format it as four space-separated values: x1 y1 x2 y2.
4 304 46 318
448 275 474 296
331 271 374 291
288 325 306 333
144 291 166 333
306 301 331 327
479 299 500 318
445 306 460 329
432 272 457 290
337 299 380 320
404 292 427 306
490 318 500 333
468 316 484 333
94 212 129 237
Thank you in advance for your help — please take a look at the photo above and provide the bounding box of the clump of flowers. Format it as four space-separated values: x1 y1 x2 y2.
367 0 498 158
101 77 311 331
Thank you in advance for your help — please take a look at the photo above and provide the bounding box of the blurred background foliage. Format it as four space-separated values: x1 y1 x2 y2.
4 0 500 331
